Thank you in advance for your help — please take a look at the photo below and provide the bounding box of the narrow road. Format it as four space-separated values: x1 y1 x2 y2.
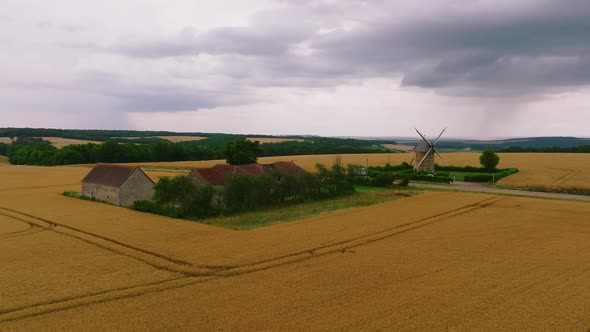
412 181 590 202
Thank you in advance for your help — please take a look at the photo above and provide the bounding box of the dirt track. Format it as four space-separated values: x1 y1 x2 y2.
413 181 590 201
1 165 590 330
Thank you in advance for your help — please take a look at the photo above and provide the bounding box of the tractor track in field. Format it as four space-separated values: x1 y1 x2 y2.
0 226 47 239
0 222 34 238
553 169 578 184
0 196 502 323
0 206 226 272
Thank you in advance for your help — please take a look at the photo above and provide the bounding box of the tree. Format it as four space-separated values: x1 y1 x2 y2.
153 177 175 208
479 150 500 172
224 138 261 165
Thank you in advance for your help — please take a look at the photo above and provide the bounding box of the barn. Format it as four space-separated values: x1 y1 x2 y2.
81 164 155 206
188 161 305 187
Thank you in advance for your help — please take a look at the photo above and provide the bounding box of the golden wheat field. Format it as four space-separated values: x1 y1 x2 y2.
0 137 101 147
41 137 101 147
381 143 415 151
0 163 590 330
247 137 304 143
155 135 207 142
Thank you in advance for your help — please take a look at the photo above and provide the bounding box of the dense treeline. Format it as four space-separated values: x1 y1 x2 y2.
2 135 398 165
0 127 308 141
7 140 224 165
134 162 355 218
499 145 590 153
0 128 216 141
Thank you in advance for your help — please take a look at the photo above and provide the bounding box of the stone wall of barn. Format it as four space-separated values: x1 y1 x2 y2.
82 183 120 205
119 169 155 207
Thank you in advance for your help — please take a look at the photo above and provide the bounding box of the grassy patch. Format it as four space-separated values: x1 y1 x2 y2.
195 188 419 230
63 191 84 199
354 185 387 192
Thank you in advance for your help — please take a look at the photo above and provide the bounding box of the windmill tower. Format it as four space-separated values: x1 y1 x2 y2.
411 128 448 172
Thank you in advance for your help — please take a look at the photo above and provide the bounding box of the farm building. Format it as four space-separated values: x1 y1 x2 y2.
188 161 305 186
81 164 155 206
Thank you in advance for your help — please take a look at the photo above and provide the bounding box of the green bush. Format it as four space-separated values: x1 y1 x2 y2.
372 173 396 187
410 174 453 183
398 177 410 187
435 164 488 173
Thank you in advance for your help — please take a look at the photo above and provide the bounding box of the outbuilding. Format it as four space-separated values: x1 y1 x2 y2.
81 164 155 206
188 161 305 187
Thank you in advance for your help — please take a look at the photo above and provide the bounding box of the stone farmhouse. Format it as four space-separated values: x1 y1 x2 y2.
82 164 155 206
188 161 305 187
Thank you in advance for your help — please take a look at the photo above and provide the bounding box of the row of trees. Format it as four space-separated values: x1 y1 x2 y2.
135 162 355 218
5 140 225 165
0 135 398 166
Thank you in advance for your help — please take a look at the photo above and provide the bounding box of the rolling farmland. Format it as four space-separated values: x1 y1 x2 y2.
0 163 590 330
41 137 101 148
125 152 590 190
0 137 101 147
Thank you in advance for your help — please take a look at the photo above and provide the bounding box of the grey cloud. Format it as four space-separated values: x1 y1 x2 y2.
74 71 256 112
106 0 590 99
311 0 590 95
115 11 315 58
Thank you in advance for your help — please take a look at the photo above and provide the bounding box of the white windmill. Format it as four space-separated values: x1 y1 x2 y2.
410 128 448 172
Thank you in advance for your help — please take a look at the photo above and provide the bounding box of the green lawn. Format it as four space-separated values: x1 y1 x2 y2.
354 185 387 192
194 187 418 230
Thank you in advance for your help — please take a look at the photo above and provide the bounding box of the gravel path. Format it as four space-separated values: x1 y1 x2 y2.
412 181 590 202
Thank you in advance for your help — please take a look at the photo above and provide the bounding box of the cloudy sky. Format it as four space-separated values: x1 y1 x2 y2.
1 0 590 138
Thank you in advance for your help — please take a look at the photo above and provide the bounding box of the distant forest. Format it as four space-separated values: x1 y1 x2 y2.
498 146 590 153
0 128 398 166
426 136 590 151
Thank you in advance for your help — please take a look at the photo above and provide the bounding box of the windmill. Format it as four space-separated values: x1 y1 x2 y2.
410 128 448 172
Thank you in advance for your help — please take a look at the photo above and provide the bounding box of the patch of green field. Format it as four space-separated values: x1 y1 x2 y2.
354 185 387 192
196 188 418 230
448 171 483 181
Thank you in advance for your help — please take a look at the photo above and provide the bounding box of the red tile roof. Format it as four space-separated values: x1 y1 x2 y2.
82 164 154 187
237 163 268 175
189 161 305 186
267 161 305 176
190 164 243 186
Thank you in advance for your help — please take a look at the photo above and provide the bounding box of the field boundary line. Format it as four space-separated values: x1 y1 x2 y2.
0 196 499 276
0 206 229 270
0 197 503 323
0 227 46 239
0 209 218 276
0 221 34 238
0 276 214 323
228 196 499 270
224 197 504 275
553 169 577 184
